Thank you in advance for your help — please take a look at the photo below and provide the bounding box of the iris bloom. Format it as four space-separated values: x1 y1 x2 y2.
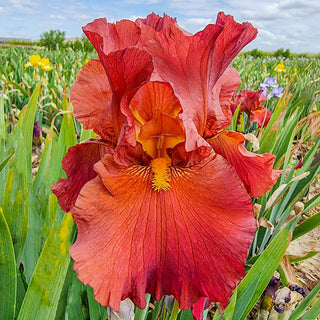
25 54 53 71
53 12 281 312
230 89 271 127
260 77 284 99
274 60 286 73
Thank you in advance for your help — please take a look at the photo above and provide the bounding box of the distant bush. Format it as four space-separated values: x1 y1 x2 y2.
65 35 94 52
39 30 66 50
249 48 264 58
274 48 291 58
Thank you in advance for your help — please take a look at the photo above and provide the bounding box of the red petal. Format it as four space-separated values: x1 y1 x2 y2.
70 59 117 143
204 66 241 138
233 89 267 114
70 154 255 311
138 13 257 153
209 131 282 197
99 47 154 144
52 139 113 212
191 298 210 320
250 108 271 127
83 18 141 55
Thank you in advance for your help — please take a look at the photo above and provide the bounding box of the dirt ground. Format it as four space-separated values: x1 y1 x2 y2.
286 178 320 294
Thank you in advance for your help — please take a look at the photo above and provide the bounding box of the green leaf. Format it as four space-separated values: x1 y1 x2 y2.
17 213 74 320
87 286 105 320
228 229 291 320
295 297 320 320
135 294 151 320
0 151 14 173
292 212 320 240
0 89 6 141
80 127 95 142
0 207 17 320
289 282 320 320
289 251 319 263
223 288 237 319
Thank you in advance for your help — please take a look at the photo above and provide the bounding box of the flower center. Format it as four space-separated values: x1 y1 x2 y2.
150 158 171 192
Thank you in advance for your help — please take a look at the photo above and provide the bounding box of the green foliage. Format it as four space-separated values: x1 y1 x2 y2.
39 29 66 50
1 47 320 320
250 48 264 58
274 48 292 58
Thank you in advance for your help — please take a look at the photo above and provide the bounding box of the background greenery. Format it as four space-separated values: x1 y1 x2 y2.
0 44 319 319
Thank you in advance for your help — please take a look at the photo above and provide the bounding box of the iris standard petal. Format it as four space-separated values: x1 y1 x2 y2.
70 59 117 143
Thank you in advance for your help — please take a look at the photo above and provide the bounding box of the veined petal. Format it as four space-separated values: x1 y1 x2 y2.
52 139 113 212
204 66 241 138
98 47 154 143
209 131 282 198
139 13 257 153
70 59 117 143
70 154 256 311
130 81 182 123
83 18 141 55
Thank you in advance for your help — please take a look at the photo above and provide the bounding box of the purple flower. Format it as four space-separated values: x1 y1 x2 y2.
269 87 284 98
260 77 277 88
33 122 42 140
259 77 284 99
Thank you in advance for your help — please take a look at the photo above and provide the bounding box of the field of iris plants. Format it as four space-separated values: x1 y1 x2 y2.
0 38 320 320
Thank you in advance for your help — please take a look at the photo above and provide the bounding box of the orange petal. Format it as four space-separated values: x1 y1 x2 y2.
250 108 271 127
209 131 282 198
130 81 182 123
70 154 256 311
70 59 118 143
137 113 185 160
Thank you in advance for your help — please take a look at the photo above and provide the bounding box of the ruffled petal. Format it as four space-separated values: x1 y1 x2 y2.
204 66 241 138
52 139 113 212
70 59 116 143
209 131 282 198
83 18 141 55
70 154 256 311
138 12 257 152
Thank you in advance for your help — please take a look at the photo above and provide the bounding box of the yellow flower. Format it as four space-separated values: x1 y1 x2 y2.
84 58 89 64
274 60 286 73
39 57 53 71
29 54 41 66
263 64 266 69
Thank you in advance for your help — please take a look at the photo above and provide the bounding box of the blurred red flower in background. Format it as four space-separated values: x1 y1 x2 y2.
230 89 271 127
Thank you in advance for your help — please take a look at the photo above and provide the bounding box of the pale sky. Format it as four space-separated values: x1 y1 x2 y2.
1 0 319 53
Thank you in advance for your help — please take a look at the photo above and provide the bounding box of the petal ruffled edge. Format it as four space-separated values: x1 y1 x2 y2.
70 59 117 143
209 131 282 198
52 139 113 212
70 153 256 311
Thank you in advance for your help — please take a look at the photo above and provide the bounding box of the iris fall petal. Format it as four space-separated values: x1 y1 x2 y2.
70 154 256 311
209 131 282 198
52 139 113 212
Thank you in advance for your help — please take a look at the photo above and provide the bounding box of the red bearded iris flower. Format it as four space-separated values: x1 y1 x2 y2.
52 12 282 312
230 89 271 127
